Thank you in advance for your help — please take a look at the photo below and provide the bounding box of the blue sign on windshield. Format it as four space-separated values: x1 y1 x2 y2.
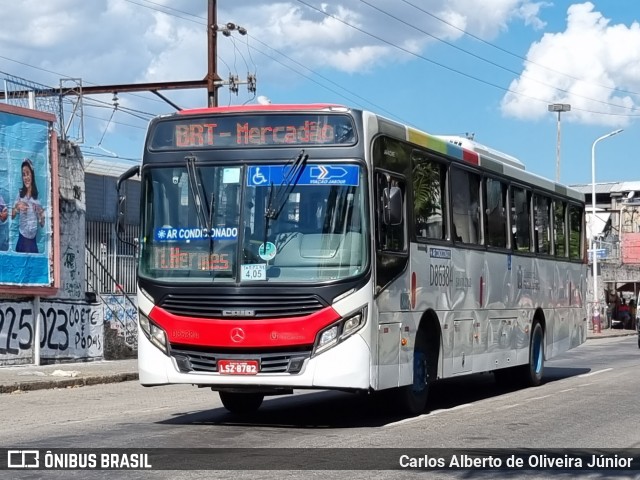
154 227 238 242
247 164 359 187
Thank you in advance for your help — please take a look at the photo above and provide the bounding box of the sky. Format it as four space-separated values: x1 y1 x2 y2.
1 0 638 187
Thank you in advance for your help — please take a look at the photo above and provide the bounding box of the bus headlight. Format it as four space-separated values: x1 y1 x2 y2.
139 311 168 355
313 307 366 356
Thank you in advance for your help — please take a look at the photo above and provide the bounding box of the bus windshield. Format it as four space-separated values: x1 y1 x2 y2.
139 161 368 283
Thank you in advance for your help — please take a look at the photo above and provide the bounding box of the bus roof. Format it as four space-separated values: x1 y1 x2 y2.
370 112 584 203
177 104 348 116
435 135 526 170
152 103 583 202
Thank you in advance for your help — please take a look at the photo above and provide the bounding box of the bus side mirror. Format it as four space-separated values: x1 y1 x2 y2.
115 165 139 247
383 186 403 225
117 195 126 235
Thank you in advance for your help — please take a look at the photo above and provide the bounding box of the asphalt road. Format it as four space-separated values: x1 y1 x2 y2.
2 335 639 480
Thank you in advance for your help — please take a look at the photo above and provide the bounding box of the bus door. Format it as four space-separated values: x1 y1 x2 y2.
372 135 410 389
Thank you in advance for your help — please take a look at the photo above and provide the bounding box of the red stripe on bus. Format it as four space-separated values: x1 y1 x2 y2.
149 305 341 348
178 104 345 116
462 149 479 165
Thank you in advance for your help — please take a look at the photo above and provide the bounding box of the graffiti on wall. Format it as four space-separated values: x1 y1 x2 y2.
61 244 83 299
0 300 103 365
103 294 138 349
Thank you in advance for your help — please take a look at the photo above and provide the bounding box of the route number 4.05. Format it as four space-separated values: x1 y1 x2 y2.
241 264 266 281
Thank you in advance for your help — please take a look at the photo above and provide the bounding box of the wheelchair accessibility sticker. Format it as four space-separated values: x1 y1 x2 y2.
247 164 359 187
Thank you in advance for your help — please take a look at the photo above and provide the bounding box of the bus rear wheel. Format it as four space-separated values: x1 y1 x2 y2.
516 321 544 387
219 392 264 414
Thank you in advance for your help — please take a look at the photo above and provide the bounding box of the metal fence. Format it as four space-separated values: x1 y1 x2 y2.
85 221 138 295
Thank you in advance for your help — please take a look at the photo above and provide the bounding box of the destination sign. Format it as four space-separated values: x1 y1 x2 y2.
149 114 356 150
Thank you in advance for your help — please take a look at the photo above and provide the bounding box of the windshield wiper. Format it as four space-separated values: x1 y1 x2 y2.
185 155 219 259
185 155 210 231
262 149 309 246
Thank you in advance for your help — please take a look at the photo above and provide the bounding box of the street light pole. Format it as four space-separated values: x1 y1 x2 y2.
591 128 623 333
548 103 571 182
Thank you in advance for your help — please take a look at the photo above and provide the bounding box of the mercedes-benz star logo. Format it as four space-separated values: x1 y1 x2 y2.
230 327 246 343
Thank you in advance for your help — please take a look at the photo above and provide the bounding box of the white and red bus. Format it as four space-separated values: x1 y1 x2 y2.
117 104 587 415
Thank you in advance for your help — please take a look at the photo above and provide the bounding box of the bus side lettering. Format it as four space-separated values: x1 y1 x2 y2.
429 265 452 286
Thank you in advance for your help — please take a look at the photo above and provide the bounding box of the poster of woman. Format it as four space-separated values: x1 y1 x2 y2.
0 105 53 287
11 158 46 253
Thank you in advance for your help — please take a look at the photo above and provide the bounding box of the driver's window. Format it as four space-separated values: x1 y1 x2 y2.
376 172 406 252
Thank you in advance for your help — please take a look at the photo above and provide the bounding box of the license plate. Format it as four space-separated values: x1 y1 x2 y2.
217 359 259 375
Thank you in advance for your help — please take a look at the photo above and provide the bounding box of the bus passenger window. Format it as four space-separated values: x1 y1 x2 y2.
569 205 583 259
484 177 507 248
534 195 551 254
510 186 531 252
412 153 447 241
554 200 567 257
451 168 481 245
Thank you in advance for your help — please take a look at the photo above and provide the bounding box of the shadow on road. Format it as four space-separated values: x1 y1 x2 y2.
159 366 590 429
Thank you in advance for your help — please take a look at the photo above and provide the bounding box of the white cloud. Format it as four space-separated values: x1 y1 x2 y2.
501 2 640 126
220 0 546 74
0 0 548 86
0 0 552 143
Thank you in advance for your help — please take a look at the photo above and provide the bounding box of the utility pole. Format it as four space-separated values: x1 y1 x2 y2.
207 0 218 107
1 0 256 142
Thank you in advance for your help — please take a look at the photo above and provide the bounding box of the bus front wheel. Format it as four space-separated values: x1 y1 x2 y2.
395 334 429 415
219 391 264 414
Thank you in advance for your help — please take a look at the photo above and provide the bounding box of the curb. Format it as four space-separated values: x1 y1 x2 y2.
0 372 139 394
587 332 637 339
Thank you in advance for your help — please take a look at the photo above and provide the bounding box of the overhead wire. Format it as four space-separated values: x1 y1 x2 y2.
120 0 406 118
296 0 640 117
245 34 410 124
6 0 637 129
360 0 637 113
123 0 204 25
399 0 640 99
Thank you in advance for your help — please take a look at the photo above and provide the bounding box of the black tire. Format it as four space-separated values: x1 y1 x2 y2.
395 332 429 415
219 392 264 414
515 321 544 387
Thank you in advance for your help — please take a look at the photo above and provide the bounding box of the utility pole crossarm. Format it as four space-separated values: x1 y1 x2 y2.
0 79 221 100
3 0 225 110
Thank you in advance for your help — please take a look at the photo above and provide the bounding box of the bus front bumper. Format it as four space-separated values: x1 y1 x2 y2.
138 332 372 391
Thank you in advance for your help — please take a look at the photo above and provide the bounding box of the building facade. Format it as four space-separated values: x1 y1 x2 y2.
572 181 640 328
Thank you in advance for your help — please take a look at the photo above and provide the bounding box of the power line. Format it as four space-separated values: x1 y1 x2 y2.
118 0 411 119
296 0 640 118
246 34 410 124
399 0 640 99
123 0 205 26
361 0 637 113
